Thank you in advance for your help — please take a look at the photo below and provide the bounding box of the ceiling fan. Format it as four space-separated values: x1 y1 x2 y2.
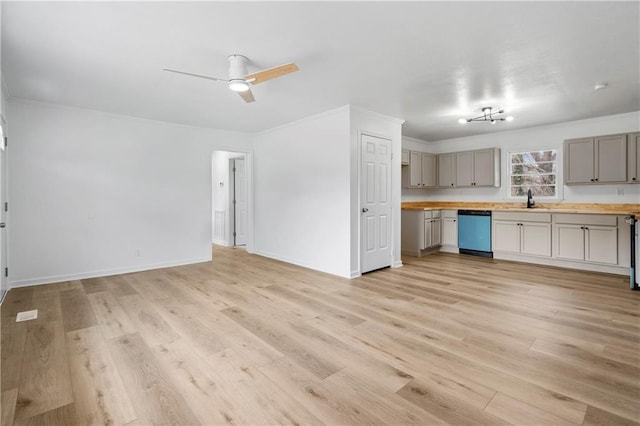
163 54 299 103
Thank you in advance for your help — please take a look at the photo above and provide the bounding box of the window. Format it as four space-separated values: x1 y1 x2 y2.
509 150 557 197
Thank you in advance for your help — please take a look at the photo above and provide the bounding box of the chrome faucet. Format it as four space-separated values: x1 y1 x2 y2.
527 189 535 208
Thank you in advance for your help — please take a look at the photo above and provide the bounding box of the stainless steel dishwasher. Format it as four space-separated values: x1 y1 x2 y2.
457 210 493 258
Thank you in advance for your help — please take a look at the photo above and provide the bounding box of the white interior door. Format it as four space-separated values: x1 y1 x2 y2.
361 134 392 273
233 158 248 246
0 122 7 300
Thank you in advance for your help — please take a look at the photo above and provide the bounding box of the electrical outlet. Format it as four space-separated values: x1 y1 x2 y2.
616 187 624 196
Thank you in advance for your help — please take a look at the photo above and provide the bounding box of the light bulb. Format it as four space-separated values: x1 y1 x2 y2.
491 119 496 124
506 116 514 122
458 118 468 124
228 80 249 92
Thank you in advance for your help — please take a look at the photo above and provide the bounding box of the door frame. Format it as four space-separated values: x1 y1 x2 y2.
0 116 7 301
228 155 247 247
358 130 395 275
211 150 253 253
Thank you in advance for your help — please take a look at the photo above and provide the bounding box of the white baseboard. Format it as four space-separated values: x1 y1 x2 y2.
212 239 231 247
8 256 212 288
349 270 362 279
493 252 629 276
254 249 352 279
439 245 459 254
391 260 403 268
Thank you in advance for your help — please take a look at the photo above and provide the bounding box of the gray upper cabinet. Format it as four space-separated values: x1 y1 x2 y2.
596 135 627 183
565 134 628 185
454 148 500 188
401 149 410 165
437 153 456 187
421 153 437 187
455 151 474 187
628 132 640 183
473 148 499 186
565 138 594 184
409 151 422 187
404 150 436 188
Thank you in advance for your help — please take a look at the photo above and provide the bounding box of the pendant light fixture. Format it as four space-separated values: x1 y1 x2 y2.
458 107 514 124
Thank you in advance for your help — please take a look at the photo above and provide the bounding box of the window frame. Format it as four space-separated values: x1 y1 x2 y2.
507 148 560 200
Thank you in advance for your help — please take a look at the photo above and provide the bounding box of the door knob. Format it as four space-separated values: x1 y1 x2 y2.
0 223 5 228
362 208 368 213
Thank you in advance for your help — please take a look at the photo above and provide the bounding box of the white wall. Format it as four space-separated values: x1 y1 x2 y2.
402 112 640 203
253 106 352 278
349 107 404 275
211 150 244 246
8 99 252 286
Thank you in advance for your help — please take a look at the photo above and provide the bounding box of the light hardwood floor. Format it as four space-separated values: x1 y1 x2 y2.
1 246 639 425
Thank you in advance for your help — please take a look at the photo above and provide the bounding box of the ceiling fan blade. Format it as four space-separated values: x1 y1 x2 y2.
238 88 255 103
163 68 227 82
245 62 299 85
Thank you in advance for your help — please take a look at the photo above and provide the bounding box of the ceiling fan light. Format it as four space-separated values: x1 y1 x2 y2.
506 116 514 122
228 80 249 92
458 118 468 124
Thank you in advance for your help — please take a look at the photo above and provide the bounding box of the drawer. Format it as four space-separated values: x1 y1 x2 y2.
492 211 551 223
442 209 457 219
553 214 617 226
424 209 441 219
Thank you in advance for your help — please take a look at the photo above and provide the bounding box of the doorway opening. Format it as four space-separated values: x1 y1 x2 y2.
211 150 248 248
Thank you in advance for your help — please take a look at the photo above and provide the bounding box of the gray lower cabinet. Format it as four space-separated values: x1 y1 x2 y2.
401 210 441 255
553 214 618 265
492 212 552 257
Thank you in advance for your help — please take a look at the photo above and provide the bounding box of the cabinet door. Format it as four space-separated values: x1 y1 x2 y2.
442 217 457 246
521 222 551 257
595 135 627 183
455 151 474 187
554 224 585 261
565 138 594 184
409 151 422 187
628 133 640 183
585 226 618 264
423 219 431 249
493 221 521 253
437 153 456 187
401 149 410 165
421 153 436 187
473 149 495 187
431 218 442 247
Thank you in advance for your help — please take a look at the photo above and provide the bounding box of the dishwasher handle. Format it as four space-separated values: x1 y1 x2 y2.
458 210 492 216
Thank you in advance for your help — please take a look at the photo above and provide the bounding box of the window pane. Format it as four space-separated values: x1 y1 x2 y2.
511 185 556 197
511 163 556 174
509 149 557 198
511 175 556 185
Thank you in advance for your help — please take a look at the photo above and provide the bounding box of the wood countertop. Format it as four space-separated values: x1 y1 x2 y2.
401 201 640 216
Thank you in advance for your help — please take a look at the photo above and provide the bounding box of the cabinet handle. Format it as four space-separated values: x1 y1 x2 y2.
585 226 589 230
633 177 637 181
590 179 594 182
451 183 454 186
594 179 598 182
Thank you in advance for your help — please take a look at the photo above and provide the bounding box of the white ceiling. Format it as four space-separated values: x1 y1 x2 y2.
3 2 639 141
